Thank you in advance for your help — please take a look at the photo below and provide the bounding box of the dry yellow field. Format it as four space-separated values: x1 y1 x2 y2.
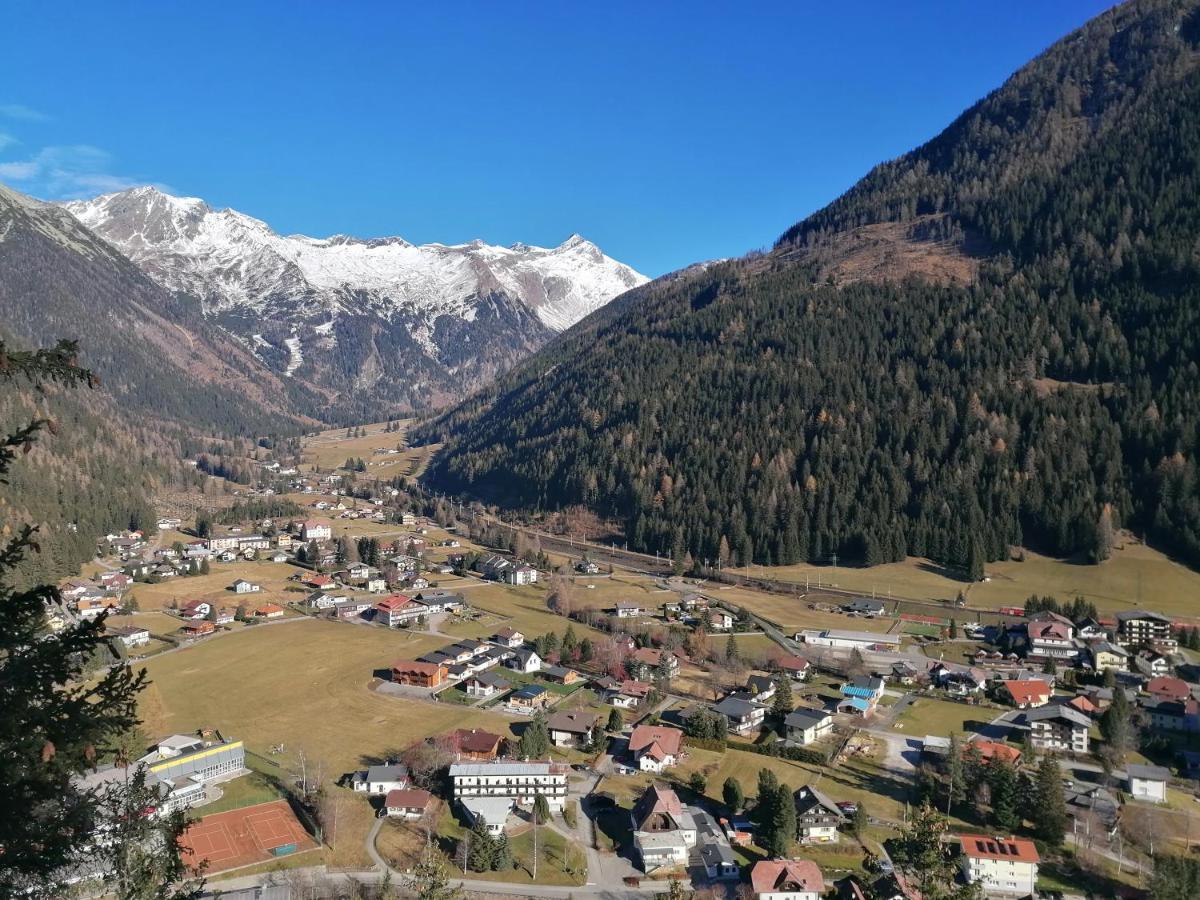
300 420 439 479
127 560 307 612
136 618 517 867
731 537 1200 622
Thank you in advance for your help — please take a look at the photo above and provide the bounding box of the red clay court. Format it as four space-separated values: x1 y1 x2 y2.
182 799 318 873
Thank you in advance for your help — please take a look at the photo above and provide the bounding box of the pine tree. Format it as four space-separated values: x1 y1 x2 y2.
413 842 465 900
988 758 1020 831
466 815 495 872
769 783 796 858
722 777 743 812
771 676 793 719
99 767 203 898
892 804 983 900
0 340 189 896
1100 684 1134 766
1032 755 1067 846
607 708 623 733
967 537 985 582
946 733 965 812
492 832 512 870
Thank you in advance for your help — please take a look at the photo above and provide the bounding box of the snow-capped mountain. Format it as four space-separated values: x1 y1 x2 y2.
62 187 647 415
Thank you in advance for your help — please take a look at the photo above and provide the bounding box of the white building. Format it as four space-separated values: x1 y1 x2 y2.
795 629 902 650
958 834 1039 896
449 761 568 811
1126 764 1170 803
631 785 697 872
351 764 410 796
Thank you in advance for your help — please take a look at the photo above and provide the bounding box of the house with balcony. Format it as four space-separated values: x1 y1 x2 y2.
1018 704 1090 753
450 761 568 833
631 785 697 872
783 708 834 746
713 695 767 734
958 834 1039 896
629 725 683 772
793 785 844 843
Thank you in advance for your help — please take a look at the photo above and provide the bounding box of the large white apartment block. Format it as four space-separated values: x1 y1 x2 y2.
448 761 568 810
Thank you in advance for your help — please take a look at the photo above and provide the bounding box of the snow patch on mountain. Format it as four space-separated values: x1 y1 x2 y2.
62 187 647 332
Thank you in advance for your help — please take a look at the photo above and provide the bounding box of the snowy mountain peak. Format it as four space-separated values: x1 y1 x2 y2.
62 187 647 332
57 187 648 399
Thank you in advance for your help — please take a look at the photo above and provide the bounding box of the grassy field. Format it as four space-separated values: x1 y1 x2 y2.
376 804 586 886
126 560 307 612
135 618 518 867
438 582 610 647
891 696 997 737
300 421 439 479
730 537 1200 621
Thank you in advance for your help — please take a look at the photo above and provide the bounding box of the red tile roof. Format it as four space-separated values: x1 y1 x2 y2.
391 660 444 678
967 739 1022 765
778 655 811 672
750 859 825 893
958 834 1040 864
1147 676 1191 702
1001 680 1050 705
629 725 683 758
375 594 416 612
452 729 503 755
384 788 432 810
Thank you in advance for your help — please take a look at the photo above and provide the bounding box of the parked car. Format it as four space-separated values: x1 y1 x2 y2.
836 801 859 815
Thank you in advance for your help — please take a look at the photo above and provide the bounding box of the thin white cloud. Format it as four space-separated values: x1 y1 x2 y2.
0 144 170 199
0 103 51 122
0 132 17 151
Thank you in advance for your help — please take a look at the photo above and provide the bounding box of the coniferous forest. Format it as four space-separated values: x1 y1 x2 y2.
416 0 1200 573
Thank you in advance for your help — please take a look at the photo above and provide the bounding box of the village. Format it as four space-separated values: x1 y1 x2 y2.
51 426 1200 900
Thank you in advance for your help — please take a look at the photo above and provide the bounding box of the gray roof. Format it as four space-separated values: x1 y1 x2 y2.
1126 763 1171 781
366 764 408 782
700 840 736 867
1022 705 1091 727
450 762 561 777
785 708 831 729
714 696 764 718
794 784 843 818
1116 609 1172 624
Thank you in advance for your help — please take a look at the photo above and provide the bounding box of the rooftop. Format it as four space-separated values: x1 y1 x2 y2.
958 834 1040 864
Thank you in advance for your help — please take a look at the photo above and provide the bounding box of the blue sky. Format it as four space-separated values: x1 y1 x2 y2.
1 2 1112 276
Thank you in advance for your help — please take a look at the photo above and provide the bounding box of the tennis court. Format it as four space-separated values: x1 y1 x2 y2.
182 799 318 873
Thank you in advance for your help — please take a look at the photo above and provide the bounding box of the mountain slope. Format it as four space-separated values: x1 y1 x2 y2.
417 0 1200 572
63 188 647 417
0 183 324 434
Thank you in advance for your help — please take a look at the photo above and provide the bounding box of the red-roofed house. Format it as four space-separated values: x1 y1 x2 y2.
777 655 811 680
1146 676 1192 703
750 858 825 899
630 647 680 676
958 834 1040 895
628 725 684 772
998 680 1051 709
304 573 335 589
391 660 446 688
374 594 425 627
384 788 433 819
967 739 1022 766
608 680 654 709
254 603 285 619
450 728 504 761
180 600 213 620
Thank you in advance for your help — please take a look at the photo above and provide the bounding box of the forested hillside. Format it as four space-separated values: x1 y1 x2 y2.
0 186 320 584
416 0 1200 573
